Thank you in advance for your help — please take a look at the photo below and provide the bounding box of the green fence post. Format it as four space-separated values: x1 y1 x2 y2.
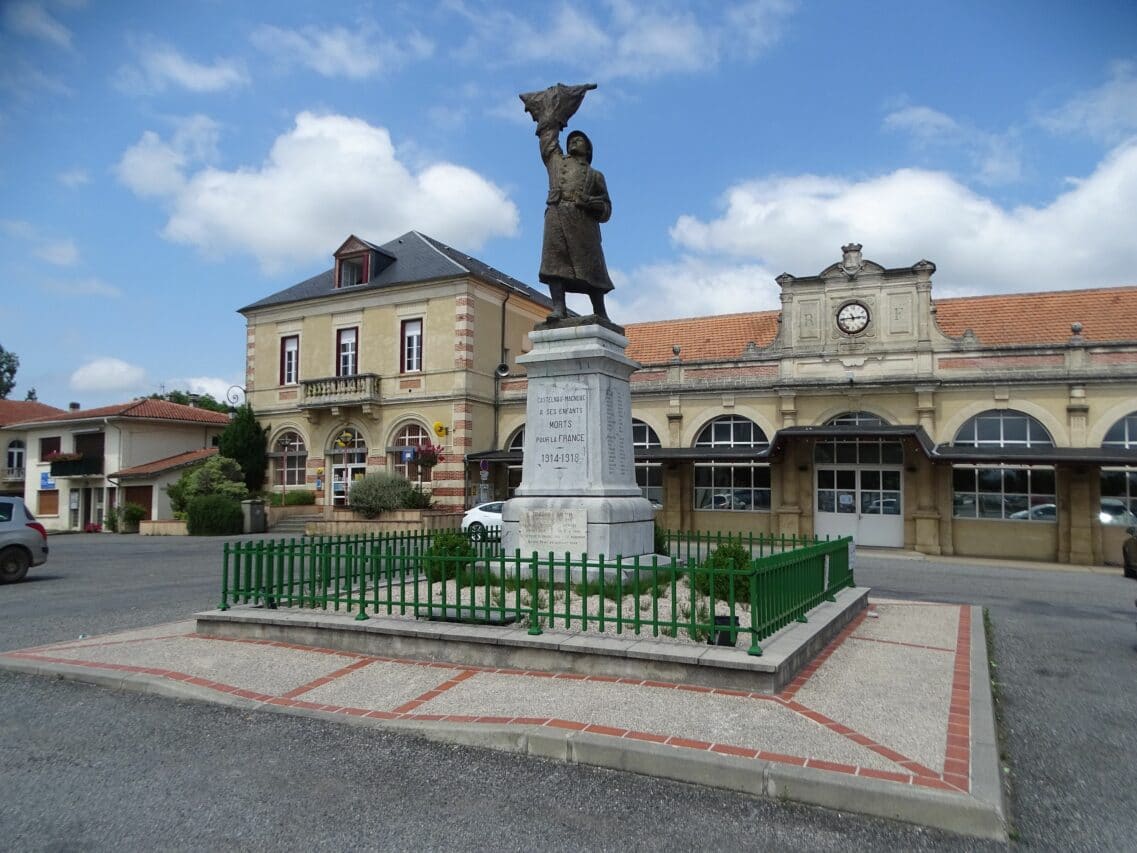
747 570 763 656
219 543 230 610
527 553 542 635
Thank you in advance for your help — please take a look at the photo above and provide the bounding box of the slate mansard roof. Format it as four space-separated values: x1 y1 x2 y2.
239 231 553 314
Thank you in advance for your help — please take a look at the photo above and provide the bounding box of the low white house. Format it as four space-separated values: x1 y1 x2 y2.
9 399 230 531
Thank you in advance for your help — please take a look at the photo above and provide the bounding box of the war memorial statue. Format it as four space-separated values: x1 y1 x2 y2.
520 82 615 324
503 82 657 573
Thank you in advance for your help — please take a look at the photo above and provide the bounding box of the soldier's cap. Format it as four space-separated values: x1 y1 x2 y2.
567 130 593 163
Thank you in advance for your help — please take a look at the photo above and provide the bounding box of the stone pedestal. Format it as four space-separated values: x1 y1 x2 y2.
502 323 657 573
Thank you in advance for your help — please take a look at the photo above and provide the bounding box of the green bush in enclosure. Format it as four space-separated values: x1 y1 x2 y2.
119 502 147 532
348 473 422 517
263 490 316 507
691 541 755 603
186 494 244 536
654 523 669 556
423 531 477 584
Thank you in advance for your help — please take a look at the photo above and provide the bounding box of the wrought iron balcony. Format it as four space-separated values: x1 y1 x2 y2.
2 467 24 481
49 455 104 477
300 373 381 408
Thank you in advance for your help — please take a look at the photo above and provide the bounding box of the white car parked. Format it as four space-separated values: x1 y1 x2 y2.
462 501 503 541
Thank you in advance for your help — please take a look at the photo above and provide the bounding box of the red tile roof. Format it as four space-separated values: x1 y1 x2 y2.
0 400 67 427
626 311 780 364
933 286 1137 346
624 285 1136 362
8 398 231 428
111 447 218 480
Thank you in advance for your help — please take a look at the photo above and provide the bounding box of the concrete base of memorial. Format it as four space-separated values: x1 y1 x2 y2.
502 323 658 574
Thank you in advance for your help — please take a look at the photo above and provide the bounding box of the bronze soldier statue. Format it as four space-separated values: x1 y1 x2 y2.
519 83 614 323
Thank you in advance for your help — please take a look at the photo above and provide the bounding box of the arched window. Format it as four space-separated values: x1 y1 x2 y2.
953 411 1054 448
1101 412 1137 523
507 428 525 497
271 432 307 486
328 427 368 505
390 423 432 482
632 419 663 506
815 412 903 465
6 440 25 476
951 410 1055 521
693 415 770 511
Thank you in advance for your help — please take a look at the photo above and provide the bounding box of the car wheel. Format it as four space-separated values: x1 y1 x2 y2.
0 547 30 583
467 522 485 542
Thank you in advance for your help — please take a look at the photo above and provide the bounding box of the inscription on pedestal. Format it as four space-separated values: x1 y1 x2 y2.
604 385 632 481
519 508 588 556
532 381 588 483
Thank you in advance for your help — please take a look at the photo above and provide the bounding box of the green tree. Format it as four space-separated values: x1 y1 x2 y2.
149 390 229 413
168 455 249 516
0 345 18 399
218 405 267 491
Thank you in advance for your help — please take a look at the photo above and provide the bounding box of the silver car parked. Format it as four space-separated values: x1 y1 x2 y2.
0 496 49 583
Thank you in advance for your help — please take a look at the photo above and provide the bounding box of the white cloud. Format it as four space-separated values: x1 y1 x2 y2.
57 168 89 187
659 140 1137 312
452 0 794 79
2 1 72 49
42 277 121 298
0 60 72 99
884 103 1021 185
116 42 248 94
70 357 147 393
608 256 780 322
168 376 241 403
115 115 220 198
1039 60 1137 144
33 238 79 266
251 23 433 78
117 111 520 273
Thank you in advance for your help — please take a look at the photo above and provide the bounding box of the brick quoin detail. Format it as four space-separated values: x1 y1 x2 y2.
685 365 778 381
453 401 472 413
938 354 1064 370
501 380 528 392
431 469 464 481
399 378 422 390
432 487 465 498
631 370 667 383
453 436 473 448
453 420 473 432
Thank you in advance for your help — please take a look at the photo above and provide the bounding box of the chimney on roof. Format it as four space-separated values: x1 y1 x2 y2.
69 402 80 411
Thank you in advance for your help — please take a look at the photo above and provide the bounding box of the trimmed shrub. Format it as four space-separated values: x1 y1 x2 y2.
263 490 317 507
186 494 244 536
691 542 754 604
423 531 477 585
654 523 669 556
403 486 433 510
348 472 412 518
104 507 118 533
120 502 147 533
169 455 249 517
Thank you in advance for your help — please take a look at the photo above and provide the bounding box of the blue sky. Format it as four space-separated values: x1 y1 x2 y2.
1 0 1135 409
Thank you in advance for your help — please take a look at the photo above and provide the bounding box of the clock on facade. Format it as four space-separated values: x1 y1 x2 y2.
836 301 870 334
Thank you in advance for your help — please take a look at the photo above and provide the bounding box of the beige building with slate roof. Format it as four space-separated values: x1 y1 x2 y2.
242 235 1137 567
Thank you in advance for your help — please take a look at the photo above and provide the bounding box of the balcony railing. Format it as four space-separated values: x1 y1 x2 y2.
50 456 104 477
2 467 24 481
300 374 381 408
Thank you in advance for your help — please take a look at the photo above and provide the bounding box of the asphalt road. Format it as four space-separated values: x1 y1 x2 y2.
1 534 1135 851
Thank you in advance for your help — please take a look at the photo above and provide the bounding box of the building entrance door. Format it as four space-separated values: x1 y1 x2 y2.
330 463 366 506
815 467 904 547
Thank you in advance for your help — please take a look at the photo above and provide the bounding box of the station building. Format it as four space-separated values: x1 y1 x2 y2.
240 234 1137 566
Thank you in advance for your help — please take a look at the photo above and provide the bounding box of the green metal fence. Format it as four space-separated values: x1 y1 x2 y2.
219 530 854 656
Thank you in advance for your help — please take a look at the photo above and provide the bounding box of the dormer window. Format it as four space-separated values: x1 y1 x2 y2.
340 256 365 288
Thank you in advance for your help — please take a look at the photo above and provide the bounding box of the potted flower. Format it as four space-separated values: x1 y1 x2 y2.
414 443 444 469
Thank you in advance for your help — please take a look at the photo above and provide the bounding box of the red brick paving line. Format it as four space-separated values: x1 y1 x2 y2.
777 608 870 700
282 657 378 700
